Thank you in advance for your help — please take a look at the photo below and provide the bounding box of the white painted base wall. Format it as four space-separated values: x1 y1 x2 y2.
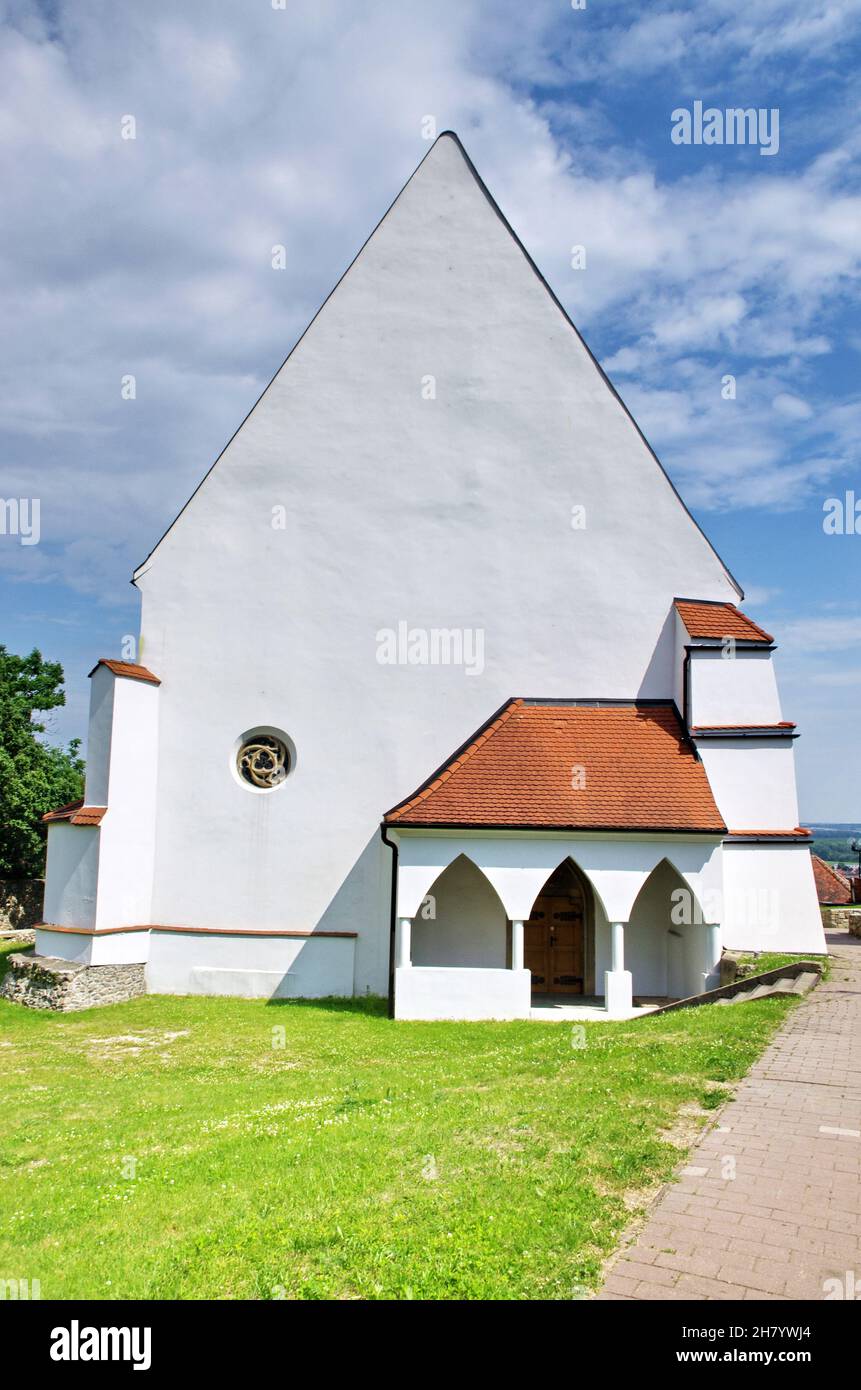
394 966 531 1020
35 928 151 966
145 931 356 999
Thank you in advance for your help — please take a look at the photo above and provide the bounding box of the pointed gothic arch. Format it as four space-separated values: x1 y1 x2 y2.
411 853 508 969
524 857 597 996
627 858 710 1000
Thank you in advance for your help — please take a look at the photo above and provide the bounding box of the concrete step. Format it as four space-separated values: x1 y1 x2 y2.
646 960 824 1017
791 971 820 994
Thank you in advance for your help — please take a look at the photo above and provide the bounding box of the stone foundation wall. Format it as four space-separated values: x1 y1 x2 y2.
0 879 44 931
0 953 146 1012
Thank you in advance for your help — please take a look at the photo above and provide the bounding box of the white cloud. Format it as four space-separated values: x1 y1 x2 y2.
742 584 782 605
772 392 813 420
781 616 861 653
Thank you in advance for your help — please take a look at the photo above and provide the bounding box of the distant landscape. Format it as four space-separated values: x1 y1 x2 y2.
806 824 861 868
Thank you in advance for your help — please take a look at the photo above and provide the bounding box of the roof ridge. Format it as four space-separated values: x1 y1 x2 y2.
520 697 674 708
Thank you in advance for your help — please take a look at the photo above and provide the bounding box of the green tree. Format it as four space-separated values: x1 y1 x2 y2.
0 646 85 879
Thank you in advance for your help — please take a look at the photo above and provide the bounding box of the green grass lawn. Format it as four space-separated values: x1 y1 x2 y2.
0 937 798 1301
734 950 829 978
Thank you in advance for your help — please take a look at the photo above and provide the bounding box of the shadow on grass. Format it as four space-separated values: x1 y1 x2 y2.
264 993 388 1018
0 939 31 983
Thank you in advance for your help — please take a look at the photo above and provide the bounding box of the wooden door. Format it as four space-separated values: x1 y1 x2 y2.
525 868 586 994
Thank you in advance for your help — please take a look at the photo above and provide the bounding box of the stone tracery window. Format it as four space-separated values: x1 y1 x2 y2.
237 734 289 789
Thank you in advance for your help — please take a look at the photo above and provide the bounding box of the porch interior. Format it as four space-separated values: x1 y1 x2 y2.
395 851 718 1022
530 992 671 1021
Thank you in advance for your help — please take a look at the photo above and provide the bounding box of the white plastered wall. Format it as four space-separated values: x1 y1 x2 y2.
689 649 783 727
93 672 159 935
38 666 159 965
41 824 99 936
721 844 826 954
697 740 800 830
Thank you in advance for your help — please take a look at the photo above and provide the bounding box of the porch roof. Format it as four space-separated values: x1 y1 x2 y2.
674 598 773 644
88 658 161 685
385 699 726 833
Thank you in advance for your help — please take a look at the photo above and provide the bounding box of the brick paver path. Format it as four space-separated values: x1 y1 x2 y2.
599 930 861 1300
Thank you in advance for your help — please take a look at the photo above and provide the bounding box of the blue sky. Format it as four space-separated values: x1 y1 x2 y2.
0 0 859 818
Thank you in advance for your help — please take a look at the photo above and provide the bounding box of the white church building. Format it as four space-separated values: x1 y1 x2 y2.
36 133 825 1019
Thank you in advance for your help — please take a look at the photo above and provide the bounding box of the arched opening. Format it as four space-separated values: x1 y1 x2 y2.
627 859 708 1001
411 854 508 969
525 859 595 996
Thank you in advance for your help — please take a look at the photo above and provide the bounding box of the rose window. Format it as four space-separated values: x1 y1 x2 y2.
237 734 289 789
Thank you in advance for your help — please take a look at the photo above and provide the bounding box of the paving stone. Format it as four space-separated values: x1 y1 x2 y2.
598 934 861 1301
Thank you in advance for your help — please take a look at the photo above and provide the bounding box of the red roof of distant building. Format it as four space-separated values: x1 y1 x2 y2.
811 853 852 905
88 658 160 685
385 700 726 832
675 599 773 643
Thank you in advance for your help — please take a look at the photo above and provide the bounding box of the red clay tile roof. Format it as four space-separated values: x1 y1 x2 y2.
42 801 107 825
70 806 108 826
385 700 726 832
675 599 773 643
811 853 852 905
88 658 161 685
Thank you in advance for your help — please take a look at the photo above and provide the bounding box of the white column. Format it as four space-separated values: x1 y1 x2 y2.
611 919 625 972
604 921 633 1018
511 920 524 971
704 922 722 991
396 917 412 969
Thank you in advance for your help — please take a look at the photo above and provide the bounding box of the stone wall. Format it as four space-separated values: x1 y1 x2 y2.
0 879 44 931
0 953 146 1011
0 884 44 928
821 905 861 936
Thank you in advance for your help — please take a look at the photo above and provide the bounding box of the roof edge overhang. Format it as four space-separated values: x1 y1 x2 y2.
384 823 727 839
684 641 776 653
692 726 799 740
724 831 813 844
